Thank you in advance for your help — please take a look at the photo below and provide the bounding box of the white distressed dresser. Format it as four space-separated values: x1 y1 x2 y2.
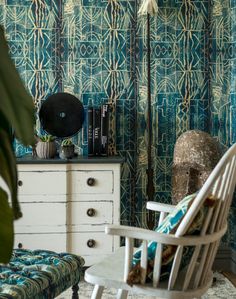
16 156 123 266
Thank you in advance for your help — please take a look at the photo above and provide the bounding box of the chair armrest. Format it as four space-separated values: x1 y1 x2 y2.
146 201 175 213
105 224 226 247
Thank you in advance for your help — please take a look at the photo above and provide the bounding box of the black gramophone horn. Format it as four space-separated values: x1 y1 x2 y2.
39 92 84 138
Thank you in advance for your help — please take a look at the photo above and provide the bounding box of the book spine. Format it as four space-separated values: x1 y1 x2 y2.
101 104 109 156
87 106 94 156
93 107 101 156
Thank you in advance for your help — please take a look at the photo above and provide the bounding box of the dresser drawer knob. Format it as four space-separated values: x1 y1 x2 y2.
87 239 96 248
18 180 23 187
87 208 96 217
18 243 23 249
87 177 95 186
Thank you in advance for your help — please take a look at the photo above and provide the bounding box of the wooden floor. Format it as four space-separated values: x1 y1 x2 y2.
222 271 236 287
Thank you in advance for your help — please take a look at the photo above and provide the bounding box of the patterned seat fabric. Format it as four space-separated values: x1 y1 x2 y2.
0 249 85 299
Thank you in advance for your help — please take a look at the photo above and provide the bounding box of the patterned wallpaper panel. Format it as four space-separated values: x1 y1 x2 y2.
60 0 137 225
209 0 236 250
0 0 235 249
0 0 61 155
136 0 210 227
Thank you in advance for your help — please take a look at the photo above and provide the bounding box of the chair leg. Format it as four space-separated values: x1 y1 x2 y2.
72 284 79 299
91 284 104 299
116 289 128 299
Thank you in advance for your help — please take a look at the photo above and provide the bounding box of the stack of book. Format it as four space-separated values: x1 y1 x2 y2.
87 104 109 157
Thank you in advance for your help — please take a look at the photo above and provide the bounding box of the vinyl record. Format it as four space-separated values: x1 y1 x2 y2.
39 92 84 138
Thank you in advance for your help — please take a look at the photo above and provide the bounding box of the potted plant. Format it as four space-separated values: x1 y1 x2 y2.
59 138 75 159
0 26 35 262
35 135 57 159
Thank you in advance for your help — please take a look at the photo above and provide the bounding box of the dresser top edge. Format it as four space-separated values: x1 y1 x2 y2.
16 155 125 165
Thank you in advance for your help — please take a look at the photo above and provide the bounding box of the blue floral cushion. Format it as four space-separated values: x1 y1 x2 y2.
128 193 215 285
0 249 85 299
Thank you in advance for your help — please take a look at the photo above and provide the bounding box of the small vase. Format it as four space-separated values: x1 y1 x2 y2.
59 144 75 159
36 141 57 159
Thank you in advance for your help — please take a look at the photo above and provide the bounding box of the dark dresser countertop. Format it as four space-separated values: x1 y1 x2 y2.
17 154 125 164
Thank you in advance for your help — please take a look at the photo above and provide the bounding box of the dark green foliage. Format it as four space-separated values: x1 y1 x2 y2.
0 26 34 263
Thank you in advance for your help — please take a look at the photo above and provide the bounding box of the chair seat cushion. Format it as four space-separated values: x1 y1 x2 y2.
0 249 85 299
129 193 217 284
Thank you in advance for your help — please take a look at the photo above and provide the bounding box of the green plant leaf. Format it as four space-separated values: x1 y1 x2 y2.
0 25 35 263
0 187 14 263
0 25 35 146
39 135 55 142
61 138 73 146
0 113 21 220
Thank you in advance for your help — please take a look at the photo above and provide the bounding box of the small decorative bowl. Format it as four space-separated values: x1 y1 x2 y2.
59 144 75 159
36 141 57 159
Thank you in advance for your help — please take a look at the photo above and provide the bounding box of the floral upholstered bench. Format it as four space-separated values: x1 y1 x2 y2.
0 249 85 299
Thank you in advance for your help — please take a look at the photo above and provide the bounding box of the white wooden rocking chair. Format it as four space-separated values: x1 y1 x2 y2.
85 143 236 299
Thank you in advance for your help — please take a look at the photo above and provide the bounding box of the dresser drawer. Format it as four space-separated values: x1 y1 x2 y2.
14 203 66 233
68 232 113 256
18 171 66 195
14 233 67 252
70 170 113 194
68 201 113 229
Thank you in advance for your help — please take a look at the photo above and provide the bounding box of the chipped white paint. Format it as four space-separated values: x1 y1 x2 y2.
16 162 121 266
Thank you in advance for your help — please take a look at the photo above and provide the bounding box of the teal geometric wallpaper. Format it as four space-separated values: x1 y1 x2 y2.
209 0 236 251
0 0 235 250
136 0 210 228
